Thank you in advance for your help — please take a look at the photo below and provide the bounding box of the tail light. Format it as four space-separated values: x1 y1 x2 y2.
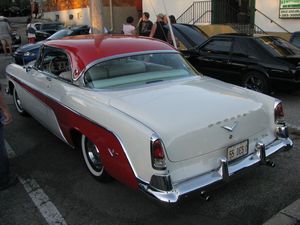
151 138 166 170
274 100 285 124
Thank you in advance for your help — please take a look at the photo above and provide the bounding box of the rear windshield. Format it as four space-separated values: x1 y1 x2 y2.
84 53 198 89
256 36 300 57
41 23 64 30
48 29 73 40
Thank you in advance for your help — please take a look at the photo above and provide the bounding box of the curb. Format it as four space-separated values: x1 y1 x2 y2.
263 199 300 225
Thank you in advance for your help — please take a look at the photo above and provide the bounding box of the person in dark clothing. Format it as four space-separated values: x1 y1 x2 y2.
137 12 153 36
149 13 168 42
0 90 16 191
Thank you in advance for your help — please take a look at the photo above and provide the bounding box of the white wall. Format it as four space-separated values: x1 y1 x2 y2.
142 0 195 22
43 7 138 33
255 0 300 32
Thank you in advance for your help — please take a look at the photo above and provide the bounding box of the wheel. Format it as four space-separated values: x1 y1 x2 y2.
13 88 27 116
242 72 269 94
81 135 111 182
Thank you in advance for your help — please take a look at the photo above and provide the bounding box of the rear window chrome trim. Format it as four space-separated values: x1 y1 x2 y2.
76 50 179 82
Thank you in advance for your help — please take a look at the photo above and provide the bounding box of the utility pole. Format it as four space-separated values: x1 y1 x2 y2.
89 0 105 34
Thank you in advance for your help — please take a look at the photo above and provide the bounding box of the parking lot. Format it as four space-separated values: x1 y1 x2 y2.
1 17 300 225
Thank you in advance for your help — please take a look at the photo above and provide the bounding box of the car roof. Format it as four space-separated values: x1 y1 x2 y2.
70 25 89 31
45 34 176 77
165 23 208 48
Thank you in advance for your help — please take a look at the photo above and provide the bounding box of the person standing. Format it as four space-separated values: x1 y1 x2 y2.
149 13 168 42
0 17 12 55
26 17 36 44
122 16 136 35
137 12 153 37
0 90 15 191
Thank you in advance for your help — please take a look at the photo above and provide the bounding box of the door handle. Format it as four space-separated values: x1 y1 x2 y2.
46 77 52 81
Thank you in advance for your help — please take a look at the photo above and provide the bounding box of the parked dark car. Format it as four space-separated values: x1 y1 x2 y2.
290 32 300 48
183 33 300 93
14 25 90 65
164 23 208 49
35 22 64 42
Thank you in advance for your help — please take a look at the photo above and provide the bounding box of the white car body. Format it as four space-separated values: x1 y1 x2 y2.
6 35 293 203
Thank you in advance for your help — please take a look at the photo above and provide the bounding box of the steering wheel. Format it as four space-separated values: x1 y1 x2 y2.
48 57 62 75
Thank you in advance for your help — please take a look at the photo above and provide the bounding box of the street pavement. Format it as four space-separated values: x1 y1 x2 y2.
1 17 300 225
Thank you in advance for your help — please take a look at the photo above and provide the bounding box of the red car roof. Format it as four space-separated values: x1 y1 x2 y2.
45 35 176 77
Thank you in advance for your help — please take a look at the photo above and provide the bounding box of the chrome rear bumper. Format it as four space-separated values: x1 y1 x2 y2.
139 137 293 203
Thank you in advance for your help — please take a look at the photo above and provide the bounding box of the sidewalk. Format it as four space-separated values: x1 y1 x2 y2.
263 127 300 225
263 199 300 225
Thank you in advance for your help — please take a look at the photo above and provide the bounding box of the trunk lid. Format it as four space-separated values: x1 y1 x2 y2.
108 77 270 162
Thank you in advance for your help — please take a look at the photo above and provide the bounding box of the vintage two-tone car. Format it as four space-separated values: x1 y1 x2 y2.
6 35 292 203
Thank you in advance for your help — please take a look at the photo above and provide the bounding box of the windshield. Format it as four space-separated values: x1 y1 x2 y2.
48 29 72 40
256 36 300 57
291 35 300 48
84 53 198 89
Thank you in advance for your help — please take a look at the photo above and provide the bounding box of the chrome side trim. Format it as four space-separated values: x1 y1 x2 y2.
139 137 293 203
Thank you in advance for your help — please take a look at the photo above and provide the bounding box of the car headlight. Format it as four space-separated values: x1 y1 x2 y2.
24 51 35 57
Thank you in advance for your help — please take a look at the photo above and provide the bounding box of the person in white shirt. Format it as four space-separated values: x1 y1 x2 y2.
26 18 36 44
122 16 135 35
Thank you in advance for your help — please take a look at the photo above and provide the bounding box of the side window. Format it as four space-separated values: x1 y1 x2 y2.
37 47 72 81
201 39 232 54
232 38 249 58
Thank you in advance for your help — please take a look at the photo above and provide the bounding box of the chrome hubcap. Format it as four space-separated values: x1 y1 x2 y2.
85 139 102 172
14 91 24 111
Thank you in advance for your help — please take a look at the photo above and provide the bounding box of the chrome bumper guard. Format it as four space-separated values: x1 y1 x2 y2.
139 137 293 203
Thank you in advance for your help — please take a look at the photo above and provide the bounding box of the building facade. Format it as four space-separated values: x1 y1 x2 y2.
40 0 142 32
143 0 300 33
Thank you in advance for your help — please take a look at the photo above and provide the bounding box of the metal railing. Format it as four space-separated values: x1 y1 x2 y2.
177 1 211 24
176 1 290 35
229 23 266 34
255 8 291 34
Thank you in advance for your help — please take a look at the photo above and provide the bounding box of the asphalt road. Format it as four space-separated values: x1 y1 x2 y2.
0 17 300 225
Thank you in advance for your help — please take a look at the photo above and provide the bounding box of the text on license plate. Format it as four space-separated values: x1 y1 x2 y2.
227 140 248 162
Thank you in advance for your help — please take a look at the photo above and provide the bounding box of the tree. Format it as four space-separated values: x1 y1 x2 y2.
89 0 105 34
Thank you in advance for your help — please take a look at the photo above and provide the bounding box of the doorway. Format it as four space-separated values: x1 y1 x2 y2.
212 0 255 25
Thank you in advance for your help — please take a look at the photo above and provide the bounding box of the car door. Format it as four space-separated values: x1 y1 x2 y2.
226 37 253 84
191 37 233 81
22 46 69 141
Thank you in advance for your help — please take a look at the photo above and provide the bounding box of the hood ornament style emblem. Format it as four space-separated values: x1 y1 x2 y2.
222 121 238 132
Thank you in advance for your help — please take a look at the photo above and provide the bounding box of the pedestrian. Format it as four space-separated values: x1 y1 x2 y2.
0 89 16 191
136 12 153 36
0 17 12 55
169 15 177 24
33 1 39 19
149 13 168 42
167 15 180 48
26 17 36 44
122 16 136 35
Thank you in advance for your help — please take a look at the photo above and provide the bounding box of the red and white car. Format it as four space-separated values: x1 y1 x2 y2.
6 35 293 203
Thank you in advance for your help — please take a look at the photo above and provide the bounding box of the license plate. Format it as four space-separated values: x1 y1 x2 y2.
227 140 248 162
